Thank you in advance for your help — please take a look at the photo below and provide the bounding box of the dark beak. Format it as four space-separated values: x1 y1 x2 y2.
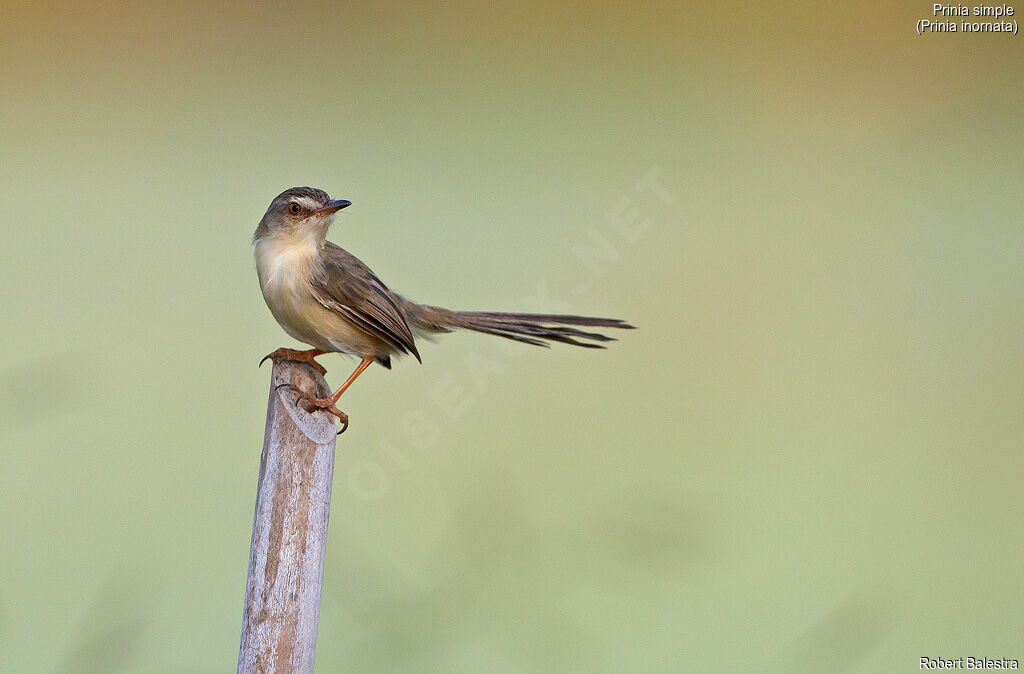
317 199 352 215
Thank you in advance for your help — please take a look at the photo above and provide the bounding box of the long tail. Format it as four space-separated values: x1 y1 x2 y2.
397 297 635 349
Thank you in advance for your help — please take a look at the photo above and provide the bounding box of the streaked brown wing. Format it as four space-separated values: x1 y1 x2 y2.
311 242 421 362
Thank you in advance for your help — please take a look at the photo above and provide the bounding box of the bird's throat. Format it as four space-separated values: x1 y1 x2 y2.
254 232 321 295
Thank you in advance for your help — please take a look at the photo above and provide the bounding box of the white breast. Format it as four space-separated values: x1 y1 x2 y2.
254 235 376 355
256 236 314 294
254 236 323 343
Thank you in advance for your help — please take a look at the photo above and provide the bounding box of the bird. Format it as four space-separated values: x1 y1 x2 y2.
254 186 634 432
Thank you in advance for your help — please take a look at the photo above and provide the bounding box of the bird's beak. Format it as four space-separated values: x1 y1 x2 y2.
317 199 352 216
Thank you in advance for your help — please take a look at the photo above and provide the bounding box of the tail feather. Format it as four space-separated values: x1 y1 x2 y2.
397 297 634 350
453 311 635 329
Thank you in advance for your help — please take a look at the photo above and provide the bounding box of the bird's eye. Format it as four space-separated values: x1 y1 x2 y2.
288 203 301 214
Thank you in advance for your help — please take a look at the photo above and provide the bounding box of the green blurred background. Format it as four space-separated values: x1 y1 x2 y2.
2 1 1022 671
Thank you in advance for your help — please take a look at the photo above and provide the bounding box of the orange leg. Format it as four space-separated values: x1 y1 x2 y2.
280 355 375 433
260 347 327 375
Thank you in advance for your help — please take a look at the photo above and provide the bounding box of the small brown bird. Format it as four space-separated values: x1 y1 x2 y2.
255 187 633 431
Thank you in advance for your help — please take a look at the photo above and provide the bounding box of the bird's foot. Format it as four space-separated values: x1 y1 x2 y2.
260 348 327 376
275 383 350 434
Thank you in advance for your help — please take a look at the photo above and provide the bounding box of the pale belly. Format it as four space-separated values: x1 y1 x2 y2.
256 241 381 356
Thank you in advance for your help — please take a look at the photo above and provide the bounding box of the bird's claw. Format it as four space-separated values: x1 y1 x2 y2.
259 348 328 376
276 384 350 433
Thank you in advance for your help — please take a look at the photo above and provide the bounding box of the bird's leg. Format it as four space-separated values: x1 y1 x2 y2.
281 355 375 433
260 347 327 375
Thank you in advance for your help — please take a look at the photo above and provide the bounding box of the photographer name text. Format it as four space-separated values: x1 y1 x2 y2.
921 657 1019 670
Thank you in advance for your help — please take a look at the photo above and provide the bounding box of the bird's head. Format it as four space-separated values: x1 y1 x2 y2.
254 187 351 244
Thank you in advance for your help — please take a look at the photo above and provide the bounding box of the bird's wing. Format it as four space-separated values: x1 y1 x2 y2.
311 242 421 362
